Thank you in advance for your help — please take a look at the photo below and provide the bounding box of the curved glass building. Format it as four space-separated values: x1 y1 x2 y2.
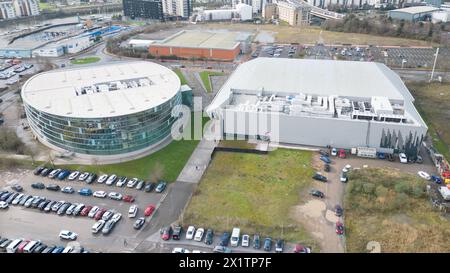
21 62 182 157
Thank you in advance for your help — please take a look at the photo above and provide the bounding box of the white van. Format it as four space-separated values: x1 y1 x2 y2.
230 228 240 247
23 240 39 253
6 239 22 253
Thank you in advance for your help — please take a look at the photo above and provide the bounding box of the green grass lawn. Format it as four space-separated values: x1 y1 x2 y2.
183 149 316 245
408 82 450 159
199 71 224 93
345 168 450 252
38 2 55 10
174 68 188 85
70 57 101 65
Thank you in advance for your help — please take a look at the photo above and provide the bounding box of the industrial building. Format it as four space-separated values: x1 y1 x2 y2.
21 62 183 159
195 3 253 22
148 30 252 61
205 58 427 158
122 0 164 21
388 6 440 21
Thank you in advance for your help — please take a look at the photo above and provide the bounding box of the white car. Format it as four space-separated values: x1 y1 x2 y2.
241 234 250 247
116 177 127 187
418 171 431 180
91 220 105 234
59 230 78 240
111 213 122 223
172 247 190 253
127 178 139 188
331 148 338 156
128 205 138 218
78 172 90 181
108 192 122 200
102 210 114 221
194 228 204 242
68 171 80 180
0 201 8 209
62 246 74 253
88 206 100 218
65 204 77 215
12 193 24 205
345 164 352 170
106 174 117 186
399 153 408 164
186 226 196 240
97 174 109 183
93 191 107 198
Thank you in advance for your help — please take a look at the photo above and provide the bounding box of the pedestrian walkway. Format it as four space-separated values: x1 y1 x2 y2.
176 138 217 183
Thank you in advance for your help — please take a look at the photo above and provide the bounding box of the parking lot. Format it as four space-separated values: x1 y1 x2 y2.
0 169 168 253
254 44 299 59
0 61 38 89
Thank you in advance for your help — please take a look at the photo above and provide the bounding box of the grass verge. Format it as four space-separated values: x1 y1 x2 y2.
345 168 450 252
70 57 101 65
174 68 188 85
183 148 316 245
407 82 450 159
199 71 224 93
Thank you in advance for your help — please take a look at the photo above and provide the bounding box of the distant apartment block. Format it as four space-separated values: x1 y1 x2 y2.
162 0 192 18
305 0 423 9
277 1 310 26
0 0 39 20
123 0 164 20
263 2 277 19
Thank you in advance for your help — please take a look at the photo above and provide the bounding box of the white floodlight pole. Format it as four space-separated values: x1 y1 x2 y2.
430 47 439 82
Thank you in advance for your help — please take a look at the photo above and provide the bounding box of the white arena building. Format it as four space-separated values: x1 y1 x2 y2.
21 61 182 159
206 58 428 158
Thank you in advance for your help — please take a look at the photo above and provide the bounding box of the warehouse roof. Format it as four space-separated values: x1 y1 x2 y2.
206 58 415 114
389 6 440 14
21 61 180 118
151 30 241 50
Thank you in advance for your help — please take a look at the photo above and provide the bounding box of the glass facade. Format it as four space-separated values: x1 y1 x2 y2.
25 91 182 155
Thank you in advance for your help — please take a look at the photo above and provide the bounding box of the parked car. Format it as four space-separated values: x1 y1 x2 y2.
46 184 60 191
144 182 155 192
123 195 135 203
57 203 71 215
6 193 19 204
133 217 145 230
94 208 107 221
263 237 272 251
88 206 100 218
324 163 330 172
319 150 329 157
51 201 65 212
161 226 172 240
144 204 156 216
213 246 232 253
336 222 344 235
40 168 52 177
219 232 230 246
241 234 250 247
73 203 85 216
102 210 115 221
431 175 443 184
172 247 190 253
116 176 127 187
293 244 311 253
65 204 77 215
80 205 93 216
78 172 89 181
57 170 71 180
97 174 109 183
102 219 116 235
338 149 346 158
128 205 138 218
0 201 8 209
194 228 204 242
106 174 117 186
108 192 122 201
320 155 331 164
38 200 50 210
68 171 80 180
93 191 107 198
253 234 261 249
12 193 24 205
312 172 327 182
136 180 145 190
59 230 77 240
111 213 122 223
78 188 93 196
155 181 167 193
85 173 97 184
173 225 183 240
334 205 343 217
418 171 431 180
48 169 61 179
186 226 196 240
275 239 284 253
399 153 408 164
44 201 56 212
340 171 348 183
204 229 213 245
309 189 324 198
127 178 139 188
331 148 338 156
11 184 23 192
61 186 74 194
31 182 45 189
92 220 105 234
33 166 45 175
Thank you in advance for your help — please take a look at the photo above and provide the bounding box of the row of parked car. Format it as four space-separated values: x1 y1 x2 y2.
0 236 89 253
33 166 167 193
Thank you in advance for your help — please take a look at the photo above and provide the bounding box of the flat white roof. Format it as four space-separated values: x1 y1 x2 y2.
390 6 440 14
22 61 180 118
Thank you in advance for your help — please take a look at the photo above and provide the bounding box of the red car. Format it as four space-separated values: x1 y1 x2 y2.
336 221 344 235
144 204 156 217
17 240 30 253
338 149 346 158
123 195 135 203
80 205 92 216
160 226 172 240
94 208 107 220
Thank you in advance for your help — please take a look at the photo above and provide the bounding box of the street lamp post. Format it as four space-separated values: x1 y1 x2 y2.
430 47 440 82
